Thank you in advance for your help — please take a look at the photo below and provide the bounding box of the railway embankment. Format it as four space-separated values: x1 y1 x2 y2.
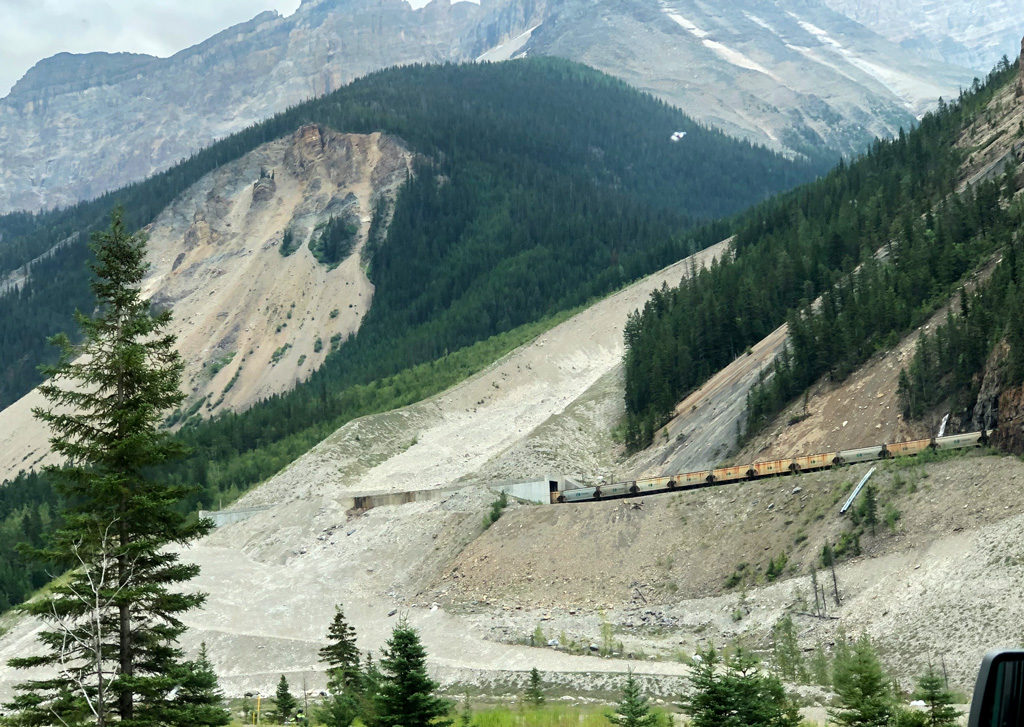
435 450 1024 690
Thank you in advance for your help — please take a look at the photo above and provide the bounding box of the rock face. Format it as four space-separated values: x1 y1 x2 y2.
819 0 1024 73
0 125 415 482
0 0 976 213
993 384 1024 454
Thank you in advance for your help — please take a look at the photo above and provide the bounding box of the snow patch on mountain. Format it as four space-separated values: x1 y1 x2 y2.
788 12 956 113
663 8 780 81
476 23 541 62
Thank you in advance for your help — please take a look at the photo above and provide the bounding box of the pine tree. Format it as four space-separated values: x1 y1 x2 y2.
913 666 960 726
771 615 806 683
164 643 231 726
681 646 728 727
320 606 361 692
524 667 545 708
682 646 800 727
374 621 451 727
860 486 879 536
4 208 209 725
830 634 893 727
607 672 658 727
810 641 831 687
275 675 298 724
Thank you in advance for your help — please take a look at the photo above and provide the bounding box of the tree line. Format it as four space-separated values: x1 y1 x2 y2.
744 173 1016 436
622 57 1018 449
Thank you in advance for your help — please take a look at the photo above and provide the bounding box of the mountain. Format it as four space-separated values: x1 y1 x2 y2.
0 58 816 612
0 0 973 214
819 0 1024 72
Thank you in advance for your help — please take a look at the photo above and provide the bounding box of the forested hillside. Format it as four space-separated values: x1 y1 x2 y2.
0 58 819 613
622 59 1019 449
0 58 818 411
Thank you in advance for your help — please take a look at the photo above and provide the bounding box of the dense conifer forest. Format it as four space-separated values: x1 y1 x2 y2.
0 59 820 613
622 59 1019 449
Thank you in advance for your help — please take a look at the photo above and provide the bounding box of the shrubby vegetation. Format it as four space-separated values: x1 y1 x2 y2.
623 58 1017 448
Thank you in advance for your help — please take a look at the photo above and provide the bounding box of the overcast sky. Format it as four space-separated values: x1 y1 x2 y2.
0 0 303 98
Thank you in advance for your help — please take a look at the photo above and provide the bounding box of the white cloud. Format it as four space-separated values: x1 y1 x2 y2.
0 0 301 98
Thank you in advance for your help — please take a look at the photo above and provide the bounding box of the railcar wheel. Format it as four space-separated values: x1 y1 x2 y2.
746 468 757 480
832 456 844 466
789 463 800 473
629 484 639 494
667 479 677 489
705 474 715 483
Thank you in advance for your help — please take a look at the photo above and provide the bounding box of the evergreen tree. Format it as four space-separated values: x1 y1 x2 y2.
682 646 800 727
165 643 231 726
681 646 729 727
607 672 658 727
830 634 893 727
912 666 960 726
4 208 208 725
810 642 831 687
320 606 361 692
860 486 879 536
524 667 545 708
275 675 298 724
458 692 473 727
771 615 806 683
374 621 451 727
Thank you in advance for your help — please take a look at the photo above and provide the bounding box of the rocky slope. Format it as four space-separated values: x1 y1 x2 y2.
820 0 1024 72
0 123 414 482
0 0 974 213
0 236 729 700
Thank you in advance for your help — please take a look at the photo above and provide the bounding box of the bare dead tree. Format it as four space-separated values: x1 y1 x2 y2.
40 519 137 727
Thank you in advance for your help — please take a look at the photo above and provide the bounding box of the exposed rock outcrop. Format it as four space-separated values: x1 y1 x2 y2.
993 384 1024 454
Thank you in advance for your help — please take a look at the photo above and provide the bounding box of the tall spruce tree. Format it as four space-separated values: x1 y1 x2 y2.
317 607 363 727
320 606 361 691
607 672 658 727
374 621 451 727
4 208 210 725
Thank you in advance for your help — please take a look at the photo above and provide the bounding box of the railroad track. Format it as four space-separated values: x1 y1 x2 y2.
551 431 986 503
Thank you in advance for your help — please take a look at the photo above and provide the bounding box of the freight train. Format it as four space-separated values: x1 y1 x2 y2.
550 431 986 504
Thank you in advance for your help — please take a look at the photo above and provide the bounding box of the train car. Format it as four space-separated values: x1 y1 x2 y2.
747 458 796 478
886 438 933 458
680 470 714 487
710 464 747 484
632 476 674 495
935 431 984 450
555 486 598 503
593 482 632 499
790 452 838 472
835 444 886 465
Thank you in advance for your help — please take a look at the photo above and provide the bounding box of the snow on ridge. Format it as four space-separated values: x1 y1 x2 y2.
405 0 480 8
786 11 948 110
663 7 781 83
664 11 709 39
475 23 541 63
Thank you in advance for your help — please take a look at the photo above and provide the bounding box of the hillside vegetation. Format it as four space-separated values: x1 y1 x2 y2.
0 58 817 411
0 59 818 614
622 59 1020 448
